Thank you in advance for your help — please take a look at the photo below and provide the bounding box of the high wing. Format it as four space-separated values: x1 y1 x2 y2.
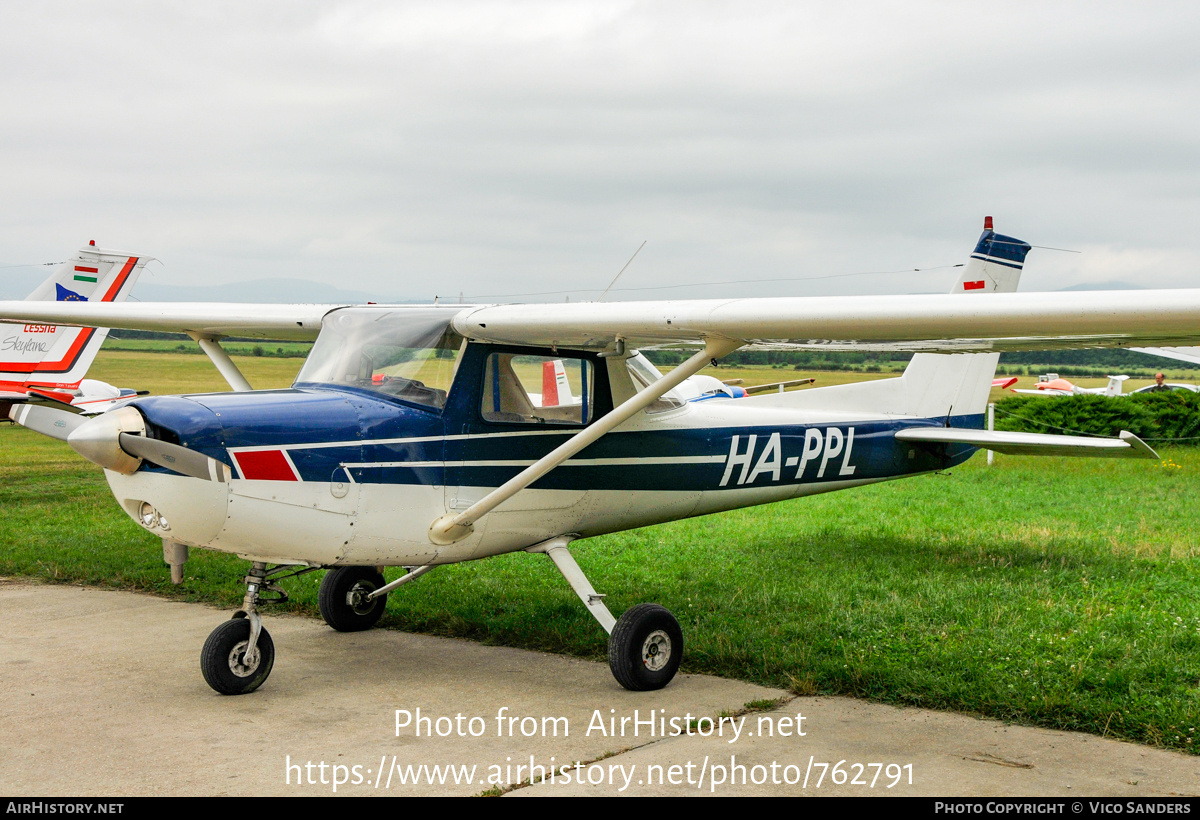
1 289 1200 351
452 290 1200 352
0 301 340 341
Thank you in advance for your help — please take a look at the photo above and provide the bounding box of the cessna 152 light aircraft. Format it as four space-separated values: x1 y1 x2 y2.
0 242 150 413
3 219 1199 696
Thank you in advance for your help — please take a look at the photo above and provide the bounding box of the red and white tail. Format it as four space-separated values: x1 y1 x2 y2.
0 242 152 392
540 359 575 407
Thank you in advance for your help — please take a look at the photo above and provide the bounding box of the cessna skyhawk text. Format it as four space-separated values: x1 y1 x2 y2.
1 219 1192 695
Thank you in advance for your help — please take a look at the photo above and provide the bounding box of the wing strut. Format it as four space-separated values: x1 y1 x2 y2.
188 333 253 392
428 337 742 545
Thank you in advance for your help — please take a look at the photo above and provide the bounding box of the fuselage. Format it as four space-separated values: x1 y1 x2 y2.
103 337 981 568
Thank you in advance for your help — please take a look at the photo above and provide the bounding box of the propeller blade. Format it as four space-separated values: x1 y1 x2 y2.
8 404 88 441
118 433 230 482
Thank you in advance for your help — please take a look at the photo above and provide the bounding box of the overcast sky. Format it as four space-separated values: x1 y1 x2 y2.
2 1 1199 302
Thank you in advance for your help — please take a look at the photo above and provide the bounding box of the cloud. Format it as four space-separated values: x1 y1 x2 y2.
2 1 1199 301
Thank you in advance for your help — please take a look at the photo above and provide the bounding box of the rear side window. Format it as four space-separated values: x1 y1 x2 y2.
481 353 593 425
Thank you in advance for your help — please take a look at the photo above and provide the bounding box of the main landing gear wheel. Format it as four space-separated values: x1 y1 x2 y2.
319 567 388 632
200 618 275 695
608 603 683 691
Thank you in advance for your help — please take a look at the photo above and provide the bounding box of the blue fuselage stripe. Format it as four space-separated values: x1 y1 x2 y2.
129 385 983 491
237 415 984 490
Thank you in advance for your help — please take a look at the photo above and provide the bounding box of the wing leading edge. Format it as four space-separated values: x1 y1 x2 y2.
451 290 1200 353
0 301 356 341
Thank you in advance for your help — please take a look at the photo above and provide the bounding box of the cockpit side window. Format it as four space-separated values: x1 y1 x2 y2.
480 353 593 425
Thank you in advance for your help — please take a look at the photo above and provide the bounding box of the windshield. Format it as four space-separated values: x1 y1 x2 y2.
295 308 465 409
626 352 685 412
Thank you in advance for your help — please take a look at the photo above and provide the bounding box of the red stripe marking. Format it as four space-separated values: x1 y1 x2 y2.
541 361 559 406
0 328 96 376
101 257 137 302
74 266 99 273
31 328 96 374
0 378 82 392
231 450 299 481
963 280 986 291
26 387 76 405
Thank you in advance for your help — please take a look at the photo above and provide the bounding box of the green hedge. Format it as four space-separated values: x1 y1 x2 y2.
994 392 1200 443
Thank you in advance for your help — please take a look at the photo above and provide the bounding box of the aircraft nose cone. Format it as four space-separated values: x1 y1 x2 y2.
67 406 146 474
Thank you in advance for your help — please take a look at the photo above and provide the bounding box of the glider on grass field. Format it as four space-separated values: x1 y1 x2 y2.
0 242 150 414
1 219 1196 697
1014 374 1131 397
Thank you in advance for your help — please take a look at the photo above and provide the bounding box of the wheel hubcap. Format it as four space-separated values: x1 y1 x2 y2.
346 582 379 616
641 630 672 671
227 640 260 678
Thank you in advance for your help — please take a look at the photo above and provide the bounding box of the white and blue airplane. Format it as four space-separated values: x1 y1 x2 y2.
0 242 151 413
2 220 1196 696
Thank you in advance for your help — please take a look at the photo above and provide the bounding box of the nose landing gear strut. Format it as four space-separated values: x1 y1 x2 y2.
199 561 316 695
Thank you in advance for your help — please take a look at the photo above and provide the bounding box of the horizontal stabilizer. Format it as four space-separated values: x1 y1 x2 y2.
894 428 1158 459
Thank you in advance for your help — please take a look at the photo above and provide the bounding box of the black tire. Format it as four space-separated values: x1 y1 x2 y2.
200 618 275 695
319 567 388 632
608 603 683 691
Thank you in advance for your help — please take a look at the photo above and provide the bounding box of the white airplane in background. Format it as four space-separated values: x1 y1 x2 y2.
1014 374 1130 397
672 371 816 401
4 218 1199 697
527 345 819 408
0 242 151 414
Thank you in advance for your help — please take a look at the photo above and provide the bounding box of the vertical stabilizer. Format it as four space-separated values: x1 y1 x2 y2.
906 218 1032 418
1104 375 1130 397
743 218 1034 421
0 242 152 390
953 216 1033 294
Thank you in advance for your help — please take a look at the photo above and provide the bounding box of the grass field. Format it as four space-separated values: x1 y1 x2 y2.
2 351 1198 753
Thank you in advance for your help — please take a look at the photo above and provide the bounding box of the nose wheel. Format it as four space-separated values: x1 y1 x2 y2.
200 561 308 695
200 617 275 695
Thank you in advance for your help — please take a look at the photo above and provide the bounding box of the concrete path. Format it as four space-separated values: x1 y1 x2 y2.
1 580 1195 797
